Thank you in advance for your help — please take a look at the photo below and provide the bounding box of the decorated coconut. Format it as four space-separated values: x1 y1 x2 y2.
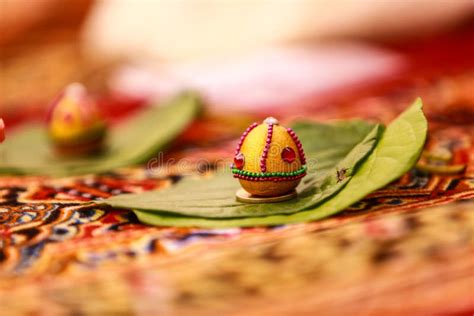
232 117 307 202
47 83 107 156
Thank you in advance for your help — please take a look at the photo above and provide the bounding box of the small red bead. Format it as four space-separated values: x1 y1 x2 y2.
0 118 5 143
281 147 296 163
234 152 245 169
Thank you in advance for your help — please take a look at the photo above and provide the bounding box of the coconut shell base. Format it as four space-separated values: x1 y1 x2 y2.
239 179 301 197
53 137 105 157
236 188 297 203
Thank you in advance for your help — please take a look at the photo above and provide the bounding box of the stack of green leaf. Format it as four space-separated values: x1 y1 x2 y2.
0 93 202 176
105 99 427 228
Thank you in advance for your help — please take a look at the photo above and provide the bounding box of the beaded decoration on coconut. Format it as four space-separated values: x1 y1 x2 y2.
232 117 307 200
47 83 107 156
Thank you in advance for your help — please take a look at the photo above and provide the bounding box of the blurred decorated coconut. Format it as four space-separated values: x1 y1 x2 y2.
0 119 5 143
47 83 107 156
232 117 307 201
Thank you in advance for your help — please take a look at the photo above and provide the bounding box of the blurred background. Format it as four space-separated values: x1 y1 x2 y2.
1 0 474 122
1 3 474 315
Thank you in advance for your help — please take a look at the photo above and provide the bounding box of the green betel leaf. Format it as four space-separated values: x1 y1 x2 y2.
0 93 201 176
132 98 427 227
106 119 382 218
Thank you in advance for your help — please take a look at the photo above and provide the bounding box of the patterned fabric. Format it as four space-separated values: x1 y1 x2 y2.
0 70 473 315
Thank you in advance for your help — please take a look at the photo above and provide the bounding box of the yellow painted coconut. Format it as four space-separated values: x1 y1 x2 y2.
47 83 107 156
232 117 307 197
